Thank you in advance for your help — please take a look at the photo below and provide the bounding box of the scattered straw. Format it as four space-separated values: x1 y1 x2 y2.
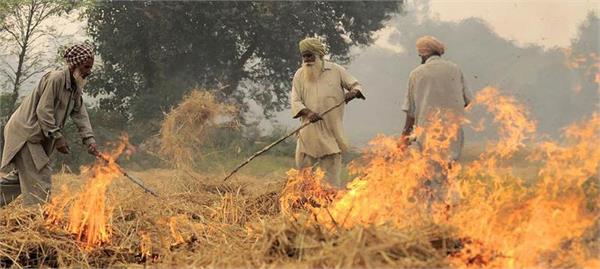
0 169 461 268
159 90 235 169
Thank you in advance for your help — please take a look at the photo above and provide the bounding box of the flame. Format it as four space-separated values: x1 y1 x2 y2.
281 86 600 267
563 48 589 70
471 87 536 158
139 231 152 259
45 135 133 248
450 113 599 268
564 49 600 99
168 216 185 245
280 168 338 217
281 109 467 229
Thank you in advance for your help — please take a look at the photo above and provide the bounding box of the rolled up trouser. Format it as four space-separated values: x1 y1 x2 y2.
0 173 20 206
0 169 19 183
295 151 342 188
10 145 52 206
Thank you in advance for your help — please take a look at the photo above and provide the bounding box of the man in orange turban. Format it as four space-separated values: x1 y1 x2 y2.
401 35 472 206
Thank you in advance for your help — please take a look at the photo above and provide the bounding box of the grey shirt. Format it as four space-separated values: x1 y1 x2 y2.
402 56 472 160
2 66 95 170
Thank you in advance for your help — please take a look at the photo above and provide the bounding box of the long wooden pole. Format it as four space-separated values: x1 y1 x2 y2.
95 153 160 197
222 100 346 182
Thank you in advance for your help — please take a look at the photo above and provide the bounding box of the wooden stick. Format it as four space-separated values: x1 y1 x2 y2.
222 100 346 181
95 154 160 197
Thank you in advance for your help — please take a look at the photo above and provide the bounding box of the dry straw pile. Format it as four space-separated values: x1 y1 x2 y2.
0 169 458 268
4 87 596 268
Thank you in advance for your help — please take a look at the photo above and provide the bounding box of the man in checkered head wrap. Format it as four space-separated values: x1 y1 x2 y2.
64 43 94 68
0 42 99 207
64 43 95 89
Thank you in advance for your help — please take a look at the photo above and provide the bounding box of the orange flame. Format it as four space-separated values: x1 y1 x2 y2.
168 216 186 245
139 231 152 259
280 168 338 218
564 49 600 98
471 87 536 158
450 113 599 268
45 135 133 248
282 109 467 229
281 87 599 267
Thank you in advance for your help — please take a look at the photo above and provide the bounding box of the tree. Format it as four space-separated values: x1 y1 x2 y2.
0 2 8 30
0 0 75 113
334 1 598 142
569 12 599 90
85 1 402 129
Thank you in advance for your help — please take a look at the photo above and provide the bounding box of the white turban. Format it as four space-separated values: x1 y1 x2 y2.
416 36 445 56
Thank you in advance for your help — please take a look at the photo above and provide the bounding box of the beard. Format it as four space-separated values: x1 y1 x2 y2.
73 68 88 89
302 57 323 82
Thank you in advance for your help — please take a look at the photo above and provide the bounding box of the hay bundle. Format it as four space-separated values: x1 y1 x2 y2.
159 90 235 169
0 168 466 268
250 215 455 268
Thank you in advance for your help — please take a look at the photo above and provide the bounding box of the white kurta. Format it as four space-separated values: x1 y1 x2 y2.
402 56 473 160
291 61 363 158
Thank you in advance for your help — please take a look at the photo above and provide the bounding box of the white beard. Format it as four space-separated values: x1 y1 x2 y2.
73 68 88 90
302 57 323 82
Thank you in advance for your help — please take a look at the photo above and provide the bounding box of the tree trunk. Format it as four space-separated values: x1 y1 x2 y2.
0 122 4 159
10 1 36 111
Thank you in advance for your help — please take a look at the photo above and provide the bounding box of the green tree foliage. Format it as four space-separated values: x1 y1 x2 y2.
85 1 402 129
0 2 8 30
572 12 599 56
569 12 599 99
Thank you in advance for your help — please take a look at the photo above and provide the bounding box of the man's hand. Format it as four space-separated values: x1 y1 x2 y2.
87 143 99 156
306 110 322 123
299 108 322 123
344 89 365 103
399 134 411 149
55 137 70 154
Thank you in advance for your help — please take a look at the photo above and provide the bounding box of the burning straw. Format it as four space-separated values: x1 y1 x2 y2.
278 87 600 268
1 167 456 268
1 85 598 268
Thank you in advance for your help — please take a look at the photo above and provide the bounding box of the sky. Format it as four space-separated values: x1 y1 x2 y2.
422 0 597 48
374 0 599 54
273 0 600 143
3 1 599 143
6 1 598 95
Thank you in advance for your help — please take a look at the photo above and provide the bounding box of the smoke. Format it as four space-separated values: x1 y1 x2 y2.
274 3 599 147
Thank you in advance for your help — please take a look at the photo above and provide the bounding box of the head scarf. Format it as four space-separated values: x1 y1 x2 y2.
64 43 95 68
416 36 445 56
299 37 326 57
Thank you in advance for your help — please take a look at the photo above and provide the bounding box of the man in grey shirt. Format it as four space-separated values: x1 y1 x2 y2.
401 35 472 160
401 36 473 205
0 43 99 206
